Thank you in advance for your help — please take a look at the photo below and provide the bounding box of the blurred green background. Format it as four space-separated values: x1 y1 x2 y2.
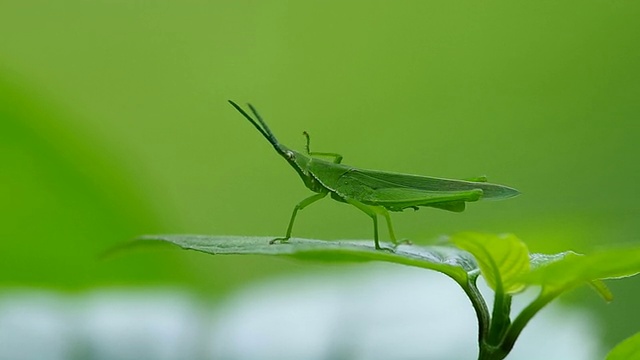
1 0 638 351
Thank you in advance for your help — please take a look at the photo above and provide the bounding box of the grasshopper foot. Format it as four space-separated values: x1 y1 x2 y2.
374 243 397 253
269 237 290 245
389 238 412 248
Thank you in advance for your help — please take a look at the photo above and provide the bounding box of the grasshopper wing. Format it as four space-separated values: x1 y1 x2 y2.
340 168 519 200
328 168 518 212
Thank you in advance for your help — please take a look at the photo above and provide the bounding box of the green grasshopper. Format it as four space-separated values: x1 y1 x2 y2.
228 100 519 250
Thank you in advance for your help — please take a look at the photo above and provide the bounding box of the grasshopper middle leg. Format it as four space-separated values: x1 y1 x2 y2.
345 198 398 251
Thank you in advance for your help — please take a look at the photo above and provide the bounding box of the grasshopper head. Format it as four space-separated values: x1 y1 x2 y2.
228 100 315 185
281 148 311 172
281 147 324 192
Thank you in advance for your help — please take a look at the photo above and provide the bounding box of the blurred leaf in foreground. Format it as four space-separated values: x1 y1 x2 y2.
606 332 640 360
0 74 183 288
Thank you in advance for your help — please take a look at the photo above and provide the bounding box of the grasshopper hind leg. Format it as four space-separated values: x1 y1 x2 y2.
376 206 412 246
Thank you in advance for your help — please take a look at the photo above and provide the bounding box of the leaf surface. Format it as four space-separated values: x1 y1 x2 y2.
452 233 530 294
135 235 476 284
521 246 640 297
128 234 640 302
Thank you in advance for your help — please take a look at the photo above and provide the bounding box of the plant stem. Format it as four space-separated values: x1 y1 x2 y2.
477 291 512 360
499 289 558 355
478 343 509 360
459 275 491 344
488 293 512 345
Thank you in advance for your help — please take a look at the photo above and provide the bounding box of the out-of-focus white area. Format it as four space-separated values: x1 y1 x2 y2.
0 264 603 360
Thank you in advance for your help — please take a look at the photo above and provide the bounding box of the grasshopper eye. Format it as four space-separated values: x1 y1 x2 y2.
285 150 295 160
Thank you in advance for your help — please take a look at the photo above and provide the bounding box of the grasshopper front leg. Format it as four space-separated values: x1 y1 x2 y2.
270 192 328 245
303 131 343 164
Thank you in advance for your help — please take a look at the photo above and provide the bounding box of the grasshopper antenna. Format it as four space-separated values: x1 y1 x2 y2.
247 103 276 141
228 100 279 147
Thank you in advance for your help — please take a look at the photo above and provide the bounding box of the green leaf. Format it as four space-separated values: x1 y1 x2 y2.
521 246 640 297
521 251 614 301
133 235 476 284
451 233 530 294
529 251 576 270
606 332 640 360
